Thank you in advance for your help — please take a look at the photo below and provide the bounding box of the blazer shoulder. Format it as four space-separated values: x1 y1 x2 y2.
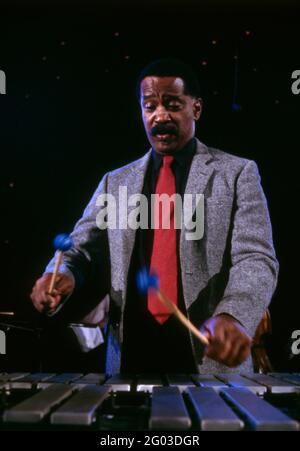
207 145 255 173
107 150 151 181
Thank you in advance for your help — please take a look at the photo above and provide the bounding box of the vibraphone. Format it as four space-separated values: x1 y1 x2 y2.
1 372 300 431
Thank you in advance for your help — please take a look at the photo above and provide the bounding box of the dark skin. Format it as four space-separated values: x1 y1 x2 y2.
30 75 252 367
201 315 252 367
140 76 202 155
30 273 74 315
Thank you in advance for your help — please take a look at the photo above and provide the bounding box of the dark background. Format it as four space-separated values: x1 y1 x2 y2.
0 0 299 372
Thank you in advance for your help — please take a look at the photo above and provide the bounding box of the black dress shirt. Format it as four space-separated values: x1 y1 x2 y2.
121 137 197 373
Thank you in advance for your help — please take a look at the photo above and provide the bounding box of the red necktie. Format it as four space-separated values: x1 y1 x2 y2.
148 155 178 324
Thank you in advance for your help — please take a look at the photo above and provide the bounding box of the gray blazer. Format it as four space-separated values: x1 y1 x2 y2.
45 139 279 374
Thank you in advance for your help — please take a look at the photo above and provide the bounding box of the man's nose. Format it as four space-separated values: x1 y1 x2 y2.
154 105 171 123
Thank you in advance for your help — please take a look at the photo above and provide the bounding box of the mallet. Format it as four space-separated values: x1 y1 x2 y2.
136 267 209 346
48 233 73 296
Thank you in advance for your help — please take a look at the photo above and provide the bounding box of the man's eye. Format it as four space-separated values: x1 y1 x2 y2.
144 103 155 111
168 102 181 110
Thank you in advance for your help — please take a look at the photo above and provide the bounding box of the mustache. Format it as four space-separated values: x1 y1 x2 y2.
151 124 178 137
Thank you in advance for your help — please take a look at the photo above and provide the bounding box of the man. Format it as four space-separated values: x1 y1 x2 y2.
30 59 279 374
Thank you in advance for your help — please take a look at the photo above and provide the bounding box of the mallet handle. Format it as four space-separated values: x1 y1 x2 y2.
48 250 63 295
157 290 209 346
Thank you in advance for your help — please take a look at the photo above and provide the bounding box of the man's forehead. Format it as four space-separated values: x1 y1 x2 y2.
140 76 185 97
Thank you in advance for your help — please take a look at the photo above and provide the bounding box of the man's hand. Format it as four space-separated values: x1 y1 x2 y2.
30 273 75 314
201 314 252 367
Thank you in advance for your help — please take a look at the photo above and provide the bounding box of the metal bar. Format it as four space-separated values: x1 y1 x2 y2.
166 374 195 392
242 373 300 394
191 374 227 392
187 387 244 431
19 373 55 382
136 375 163 393
268 373 300 387
104 375 134 392
150 386 191 430
51 385 111 426
75 373 106 385
10 373 56 389
216 373 266 395
3 384 74 423
46 373 83 384
0 373 30 383
221 387 299 431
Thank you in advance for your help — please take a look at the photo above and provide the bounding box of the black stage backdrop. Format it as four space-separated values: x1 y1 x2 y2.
0 0 299 371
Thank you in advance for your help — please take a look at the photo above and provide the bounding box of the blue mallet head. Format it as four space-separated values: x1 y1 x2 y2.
53 233 73 252
136 267 159 295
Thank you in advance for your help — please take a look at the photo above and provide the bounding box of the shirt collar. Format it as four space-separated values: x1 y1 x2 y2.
151 137 196 172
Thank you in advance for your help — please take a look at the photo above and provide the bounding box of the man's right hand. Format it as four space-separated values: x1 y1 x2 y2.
30 273 75 314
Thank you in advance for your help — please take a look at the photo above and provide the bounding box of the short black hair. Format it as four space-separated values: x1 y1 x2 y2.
136 58 201 100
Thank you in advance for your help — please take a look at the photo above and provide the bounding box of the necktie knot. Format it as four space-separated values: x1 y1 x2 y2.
162 155 174 168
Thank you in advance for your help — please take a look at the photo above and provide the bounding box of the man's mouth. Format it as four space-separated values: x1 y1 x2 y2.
155 133 175 141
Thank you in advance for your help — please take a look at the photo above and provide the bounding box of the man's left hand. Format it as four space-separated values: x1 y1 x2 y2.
201 314 252 367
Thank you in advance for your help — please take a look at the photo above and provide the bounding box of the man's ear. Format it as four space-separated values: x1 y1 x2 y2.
193 97 203 121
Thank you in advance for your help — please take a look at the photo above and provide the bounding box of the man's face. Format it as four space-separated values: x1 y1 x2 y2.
140 76 202 154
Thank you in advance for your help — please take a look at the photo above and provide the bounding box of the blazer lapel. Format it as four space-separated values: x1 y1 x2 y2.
184 140 214 198
180 139 215 307
120 150 152 293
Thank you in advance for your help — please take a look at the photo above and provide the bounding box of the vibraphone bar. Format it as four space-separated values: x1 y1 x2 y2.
0 373 300 431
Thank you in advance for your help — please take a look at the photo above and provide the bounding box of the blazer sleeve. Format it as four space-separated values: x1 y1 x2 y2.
213 160 279 336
